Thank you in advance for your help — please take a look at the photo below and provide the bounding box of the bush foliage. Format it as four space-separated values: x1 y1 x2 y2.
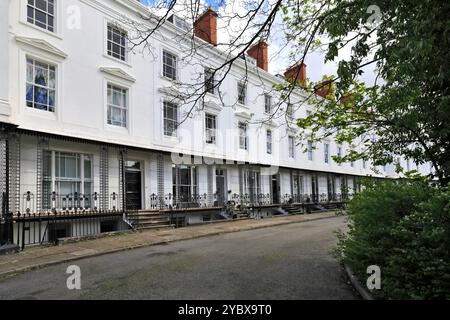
336 180 450 299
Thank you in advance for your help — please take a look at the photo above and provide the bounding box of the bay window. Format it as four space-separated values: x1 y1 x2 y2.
173 165 198 205
42 151 93 210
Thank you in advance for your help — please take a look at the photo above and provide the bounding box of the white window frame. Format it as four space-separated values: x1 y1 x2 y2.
237 82 247 105
204 68 216 95
238 121 248 150
286 103 295 121
288 136 295 158
43 150 93 210
163 100 179 137
266 129 272 154
307 140 313 161
324 143 330 164
264 94 272 113
26 0 56 33
107 83 128 128
205 113 217 144
26 56 57 113
337 146 342 166
162 50 178 81
107 23 128 62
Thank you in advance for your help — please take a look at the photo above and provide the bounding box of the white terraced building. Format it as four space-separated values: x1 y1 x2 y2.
0 0 431 247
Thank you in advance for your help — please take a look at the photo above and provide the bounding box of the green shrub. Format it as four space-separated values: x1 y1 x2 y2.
336 180 450 299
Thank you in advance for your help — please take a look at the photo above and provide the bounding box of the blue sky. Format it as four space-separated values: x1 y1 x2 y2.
138 0 377 85
140 0 226 10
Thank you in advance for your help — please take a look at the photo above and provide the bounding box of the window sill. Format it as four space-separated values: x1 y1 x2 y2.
25 106 57 119
236 102 249 110
21 21 63 40
163 135 179 143
206 91 218 99
103 53 132 68
105 124 129 134
160 74 181 85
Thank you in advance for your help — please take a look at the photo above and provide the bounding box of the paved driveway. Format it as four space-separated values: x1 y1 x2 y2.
0 216 357 300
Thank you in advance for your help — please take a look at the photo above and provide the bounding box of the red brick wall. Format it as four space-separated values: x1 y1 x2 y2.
284 63 307 86
247 41 268 71
194 8 218 46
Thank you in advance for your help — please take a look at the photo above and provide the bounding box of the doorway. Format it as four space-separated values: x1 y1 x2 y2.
215 169 227 206
271 174 280 204
311 174 319 202
125 160 142 210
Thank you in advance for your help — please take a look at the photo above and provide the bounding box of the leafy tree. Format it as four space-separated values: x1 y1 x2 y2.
280 0 450 185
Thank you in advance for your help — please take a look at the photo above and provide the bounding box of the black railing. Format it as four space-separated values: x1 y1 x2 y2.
11 209 137 250
149 193 220 210
21 191 122 213
147 192 353 209
283 193 353 205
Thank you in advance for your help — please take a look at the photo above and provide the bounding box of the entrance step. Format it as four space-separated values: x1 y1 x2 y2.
129 212 173 230
137 224 175 231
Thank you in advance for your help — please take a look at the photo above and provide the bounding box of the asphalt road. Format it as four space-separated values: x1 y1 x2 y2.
0 215 358 300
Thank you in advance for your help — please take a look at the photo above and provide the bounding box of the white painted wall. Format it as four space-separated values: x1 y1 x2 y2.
2 0 431 182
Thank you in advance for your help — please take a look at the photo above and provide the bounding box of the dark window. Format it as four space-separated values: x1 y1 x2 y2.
100 220 117 233
264 94 272 113
48 223 71 242
288 136 295 158
204 68 216 94
107 25 127 61
266 130 272 154
239 122 248 150
27 0 55 32
164 101 178 136
163 51 177 80
205 113 216 144
237 82 246 105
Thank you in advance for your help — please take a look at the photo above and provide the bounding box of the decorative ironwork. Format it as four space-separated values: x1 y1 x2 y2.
157 153 165 208
8 133 21 214
36 137 49 213
13 209 135 250
207 165 213 207
0 133 7 218
99 146 109 210
118 148 127 211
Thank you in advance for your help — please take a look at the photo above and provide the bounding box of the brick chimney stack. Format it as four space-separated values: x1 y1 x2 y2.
247 40 268 72
194 7 218 46
315 80 333 98
284 63 307 87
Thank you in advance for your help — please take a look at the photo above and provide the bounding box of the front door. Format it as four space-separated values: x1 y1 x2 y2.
215 169 226 206
311 174 319 202
125 161 142 210
271 174 279 204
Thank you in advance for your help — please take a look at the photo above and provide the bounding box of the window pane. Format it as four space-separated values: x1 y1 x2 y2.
64 156 78 179
84 157 91 179
26 58 56 112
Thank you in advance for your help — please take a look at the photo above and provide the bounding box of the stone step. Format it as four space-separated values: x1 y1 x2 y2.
288 211 304 215
137 217 170 223
136 213 169 218
137 224 175 231
138 220 170 226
